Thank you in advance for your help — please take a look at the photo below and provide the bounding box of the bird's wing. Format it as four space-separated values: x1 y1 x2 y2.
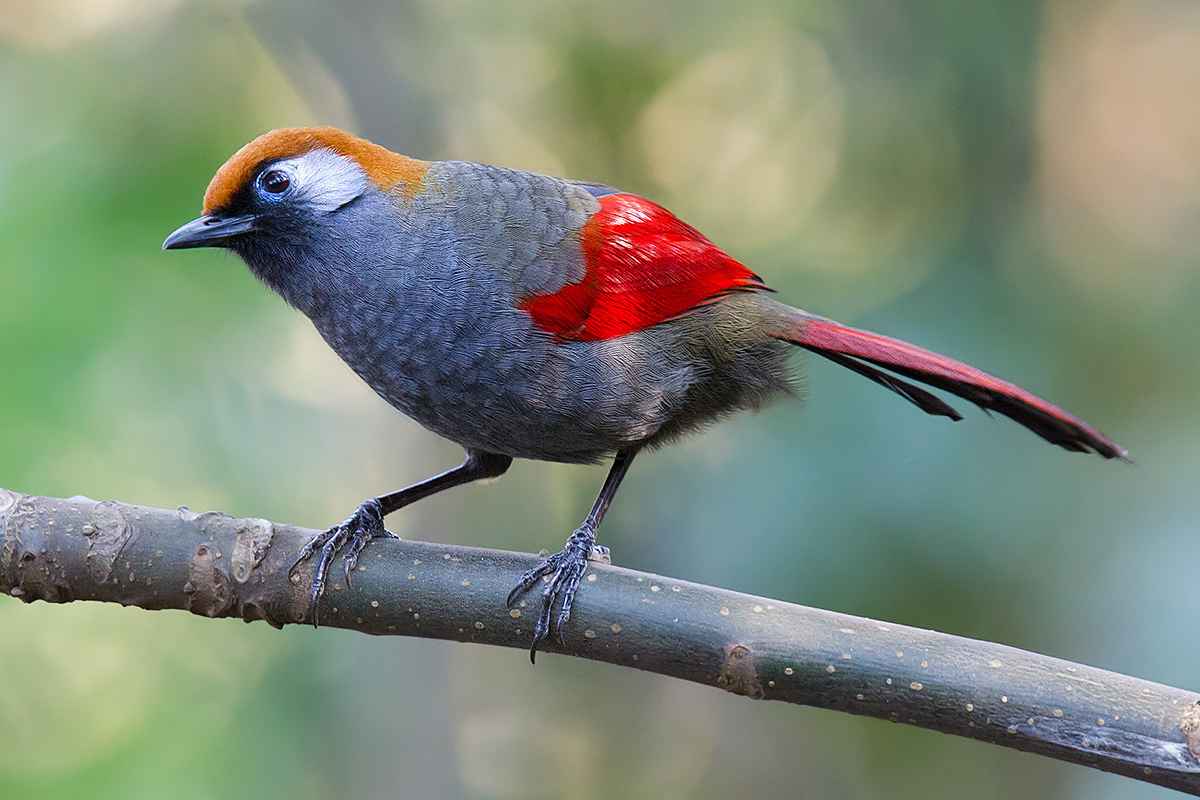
518 192 769 341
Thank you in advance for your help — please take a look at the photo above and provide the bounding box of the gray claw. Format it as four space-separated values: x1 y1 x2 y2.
292 499 390 627
509 526 601 663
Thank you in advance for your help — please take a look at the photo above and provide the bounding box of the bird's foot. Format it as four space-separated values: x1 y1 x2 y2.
289 498 399 627
507 526 605 662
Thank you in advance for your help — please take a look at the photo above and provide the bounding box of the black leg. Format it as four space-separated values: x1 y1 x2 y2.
508 448 637 662
291 450 511 626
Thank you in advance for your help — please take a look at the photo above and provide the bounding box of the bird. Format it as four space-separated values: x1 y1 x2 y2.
163 126 1128 660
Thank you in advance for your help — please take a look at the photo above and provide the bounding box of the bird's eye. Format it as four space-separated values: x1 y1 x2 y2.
260 169 290 194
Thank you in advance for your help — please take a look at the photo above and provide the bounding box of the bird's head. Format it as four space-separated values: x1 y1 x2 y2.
164 127 427 252
163 126 428 304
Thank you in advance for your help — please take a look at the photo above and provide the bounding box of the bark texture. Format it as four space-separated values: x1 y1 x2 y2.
1 487 1197 793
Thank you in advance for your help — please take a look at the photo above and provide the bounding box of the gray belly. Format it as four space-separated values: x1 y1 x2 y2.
312 291 693 462
313 292 795 464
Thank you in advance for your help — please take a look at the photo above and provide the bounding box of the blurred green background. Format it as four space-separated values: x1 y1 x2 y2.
1 0 1197 797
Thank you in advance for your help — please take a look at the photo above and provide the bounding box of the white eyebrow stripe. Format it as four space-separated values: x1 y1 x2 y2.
274 149 370 213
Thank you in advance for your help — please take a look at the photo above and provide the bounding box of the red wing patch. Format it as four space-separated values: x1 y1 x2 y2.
519 193 769 341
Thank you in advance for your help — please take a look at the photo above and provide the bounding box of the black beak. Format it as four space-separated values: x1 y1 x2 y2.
162 214 257 250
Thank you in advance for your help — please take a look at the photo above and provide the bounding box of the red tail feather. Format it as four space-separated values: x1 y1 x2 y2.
771 310 1129 461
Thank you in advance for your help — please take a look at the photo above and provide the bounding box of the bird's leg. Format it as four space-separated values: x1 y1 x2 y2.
508 448 637 662
291 450 511 626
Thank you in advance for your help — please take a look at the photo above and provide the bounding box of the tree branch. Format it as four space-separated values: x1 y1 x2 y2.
2 486 1197 793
